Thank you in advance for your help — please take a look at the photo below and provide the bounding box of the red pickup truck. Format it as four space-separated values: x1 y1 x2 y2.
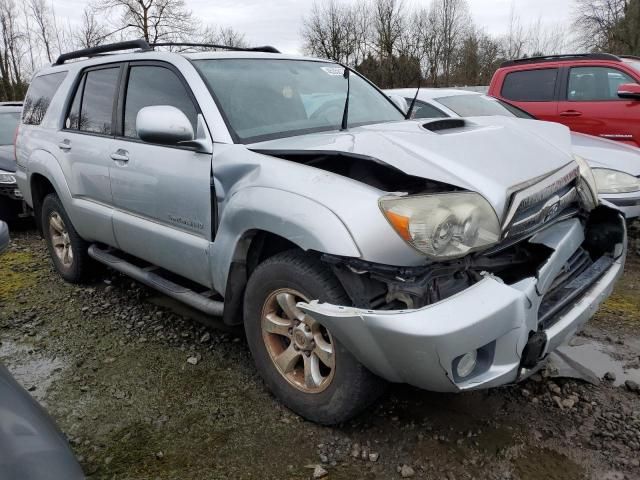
489 54 640 147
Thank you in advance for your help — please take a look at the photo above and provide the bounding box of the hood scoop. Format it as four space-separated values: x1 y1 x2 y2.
422 119 466 132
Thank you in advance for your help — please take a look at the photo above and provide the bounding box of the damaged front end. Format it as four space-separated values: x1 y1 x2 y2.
298 163 627 393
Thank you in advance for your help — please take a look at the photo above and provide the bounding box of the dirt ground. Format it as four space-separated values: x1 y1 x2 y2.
1 225 640 480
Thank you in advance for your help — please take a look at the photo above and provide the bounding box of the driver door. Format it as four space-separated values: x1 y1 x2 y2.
109 62 214 287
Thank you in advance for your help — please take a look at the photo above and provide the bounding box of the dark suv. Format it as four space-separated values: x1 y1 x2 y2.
489 54 640 148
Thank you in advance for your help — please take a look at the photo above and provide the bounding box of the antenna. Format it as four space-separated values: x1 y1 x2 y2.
340 67 351 131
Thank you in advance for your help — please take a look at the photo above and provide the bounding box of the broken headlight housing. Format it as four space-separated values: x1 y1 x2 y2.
573 155 599 210
379 192 501 259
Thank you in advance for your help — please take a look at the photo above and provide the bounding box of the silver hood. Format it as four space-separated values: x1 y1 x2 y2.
250 116 575 218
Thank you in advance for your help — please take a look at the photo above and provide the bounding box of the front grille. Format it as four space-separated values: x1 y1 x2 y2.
538 249 613 329
503 163 580 239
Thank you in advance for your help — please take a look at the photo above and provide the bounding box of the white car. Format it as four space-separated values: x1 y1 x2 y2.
387 88 640 218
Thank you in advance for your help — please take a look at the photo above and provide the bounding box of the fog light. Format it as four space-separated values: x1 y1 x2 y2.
456 350 478 378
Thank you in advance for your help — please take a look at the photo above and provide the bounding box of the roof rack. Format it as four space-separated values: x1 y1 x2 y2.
151 42 280 54
54 40 152 65
501 53 621 68
54 39 281 65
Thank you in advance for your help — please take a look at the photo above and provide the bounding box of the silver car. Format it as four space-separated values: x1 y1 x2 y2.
386 88 640 218
15 40 626 424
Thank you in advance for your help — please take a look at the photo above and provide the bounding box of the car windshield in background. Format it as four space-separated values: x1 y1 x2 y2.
625 60 640 74
0 112 19 145
193 59 404 143
435 94 529 119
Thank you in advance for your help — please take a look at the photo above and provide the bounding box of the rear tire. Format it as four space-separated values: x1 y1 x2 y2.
41 194 93 283
244 249 385 425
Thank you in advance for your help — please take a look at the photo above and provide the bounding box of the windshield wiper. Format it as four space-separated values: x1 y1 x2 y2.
341 66 350 130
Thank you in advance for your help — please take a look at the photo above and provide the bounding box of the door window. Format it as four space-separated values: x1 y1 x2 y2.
66 67 120 134
501 68 558 102
123 65 198 139
568 66 636 101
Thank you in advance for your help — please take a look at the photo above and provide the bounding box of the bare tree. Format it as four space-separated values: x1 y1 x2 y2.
75 7 108 48
573 0 628 51
29 0 53 62
96 0 195 44
301 0 368 66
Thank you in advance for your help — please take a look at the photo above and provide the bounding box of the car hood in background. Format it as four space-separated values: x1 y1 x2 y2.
570 132 640 177
250 116 575 218
0 145 15 172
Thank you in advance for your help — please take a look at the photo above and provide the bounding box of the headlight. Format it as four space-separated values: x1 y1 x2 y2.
0 169 16 184
573 155 599 210
379 192 501 259
592 168 640 194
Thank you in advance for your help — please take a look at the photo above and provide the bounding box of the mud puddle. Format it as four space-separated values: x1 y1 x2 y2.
0 339 66 402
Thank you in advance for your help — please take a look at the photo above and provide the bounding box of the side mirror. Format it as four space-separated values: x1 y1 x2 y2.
136 105 194 145
388 94 408 114
617 83 640 100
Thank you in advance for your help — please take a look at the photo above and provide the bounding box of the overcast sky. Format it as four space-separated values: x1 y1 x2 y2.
55 0 576 55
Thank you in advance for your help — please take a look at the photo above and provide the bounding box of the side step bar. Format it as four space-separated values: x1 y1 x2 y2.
88 245 224 317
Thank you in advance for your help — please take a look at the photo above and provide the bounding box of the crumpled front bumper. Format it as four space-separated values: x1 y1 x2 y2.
299 216 626 393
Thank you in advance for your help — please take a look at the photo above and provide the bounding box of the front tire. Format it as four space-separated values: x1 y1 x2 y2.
41 194 93 283
244 250 384 425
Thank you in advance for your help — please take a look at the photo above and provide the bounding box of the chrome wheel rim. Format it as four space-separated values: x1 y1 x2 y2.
49 212 73 267
261 288 335 393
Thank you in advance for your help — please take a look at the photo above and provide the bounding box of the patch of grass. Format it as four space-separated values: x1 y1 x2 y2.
0 250 40 301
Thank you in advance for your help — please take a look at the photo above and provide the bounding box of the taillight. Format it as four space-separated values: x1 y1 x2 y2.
13 123 19 162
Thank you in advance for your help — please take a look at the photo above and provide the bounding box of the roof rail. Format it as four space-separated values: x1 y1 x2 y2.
620 55 640 61
53 39 281 66
54 40 152 65
501 53 621 68
150 42 280 54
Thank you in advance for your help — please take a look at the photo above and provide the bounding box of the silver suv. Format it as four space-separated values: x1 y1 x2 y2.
15 40 626 424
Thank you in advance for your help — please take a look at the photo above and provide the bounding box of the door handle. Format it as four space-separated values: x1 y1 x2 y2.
58 140 71 151
559 110 583 117
110 150 129 162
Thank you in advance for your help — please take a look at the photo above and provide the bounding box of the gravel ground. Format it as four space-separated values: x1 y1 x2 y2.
1 224 640 480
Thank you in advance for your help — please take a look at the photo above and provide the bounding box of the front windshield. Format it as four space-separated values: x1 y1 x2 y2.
435 94 524 118
193 59 404 143
0 112 19 145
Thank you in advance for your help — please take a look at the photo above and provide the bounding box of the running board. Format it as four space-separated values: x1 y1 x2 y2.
88 245 224 317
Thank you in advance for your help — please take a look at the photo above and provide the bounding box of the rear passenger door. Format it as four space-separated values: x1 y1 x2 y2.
499 68 560 121
109 61 214 287
557 65 640 145
60 64 122 245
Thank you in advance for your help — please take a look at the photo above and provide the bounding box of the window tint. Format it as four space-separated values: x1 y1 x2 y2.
568 66 636 101
404 99 448 119
22 72 67 125
123 66 197 139
501 69 558 102
66 75 85 130
75 68 119 134
0 112 20 145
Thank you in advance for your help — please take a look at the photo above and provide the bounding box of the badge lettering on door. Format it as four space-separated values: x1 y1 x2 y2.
168 214 204 231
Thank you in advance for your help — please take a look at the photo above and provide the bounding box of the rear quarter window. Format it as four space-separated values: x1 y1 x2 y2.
22 72 67 125
501 68 558 102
